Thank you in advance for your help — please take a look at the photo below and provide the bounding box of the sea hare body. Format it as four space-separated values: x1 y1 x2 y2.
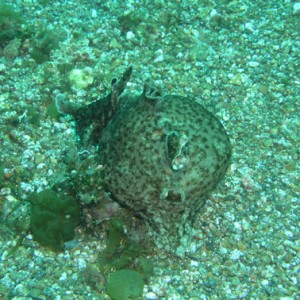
65 67 232 252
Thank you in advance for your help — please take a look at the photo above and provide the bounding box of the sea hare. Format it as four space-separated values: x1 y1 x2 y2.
59 66 232 253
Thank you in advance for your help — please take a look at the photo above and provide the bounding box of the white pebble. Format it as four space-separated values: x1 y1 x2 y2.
146 292 158 300
248 61 259 67
230 249 244 261
0 63 6 72
190 260 199 267
153 49 164 62
37 163 46 169
0 188 11 195
245 22 255 32
284 230 294 238
210 9 218 18
126 31 135 40
261 279 269 286
219 247 228 255
164 276 172 283
20 182 34 193
77 258 87 270
293 2 300 15
59 272 67 281
241 220 250 231
233 221 242 230
91 9 97 18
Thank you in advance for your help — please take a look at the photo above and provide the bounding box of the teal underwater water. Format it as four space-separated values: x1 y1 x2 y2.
0 0 299 299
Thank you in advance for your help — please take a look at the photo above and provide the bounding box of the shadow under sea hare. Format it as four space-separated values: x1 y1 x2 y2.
58 66 232 254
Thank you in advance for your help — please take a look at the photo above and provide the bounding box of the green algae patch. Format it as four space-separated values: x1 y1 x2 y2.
29 189 80 251
0 164 4 187
106 269 144 300
136 256 154 281
0 3 23 46
97 217 154 275
46 101 60 120
98 218 141 272
30 28 68 64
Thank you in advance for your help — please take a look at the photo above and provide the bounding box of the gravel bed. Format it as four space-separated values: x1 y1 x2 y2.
0 0 299 299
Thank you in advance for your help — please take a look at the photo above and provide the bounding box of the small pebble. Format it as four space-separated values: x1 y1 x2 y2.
146 292 158 300
293 2 300 15
126 31 135 40
248 61 259 67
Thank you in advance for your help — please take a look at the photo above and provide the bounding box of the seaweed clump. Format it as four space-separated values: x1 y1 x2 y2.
0 2 23 47
30 28 68 64
29 189 80 251
97 218 153 299
98 218 153 276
